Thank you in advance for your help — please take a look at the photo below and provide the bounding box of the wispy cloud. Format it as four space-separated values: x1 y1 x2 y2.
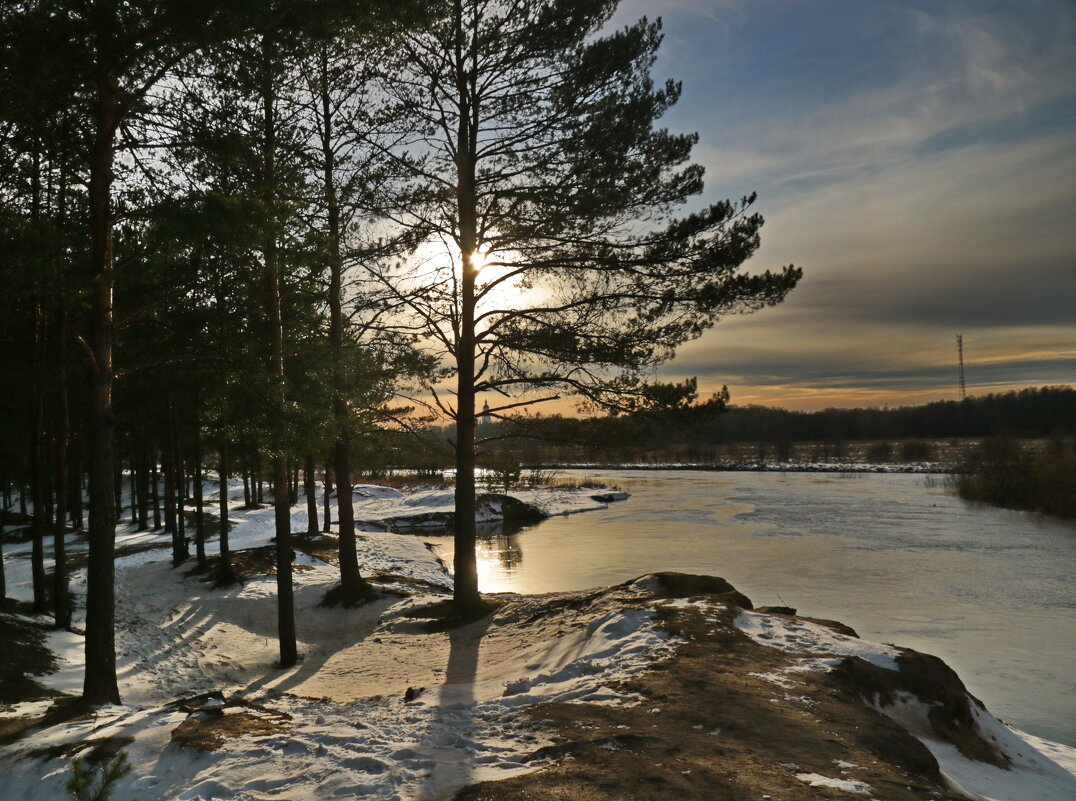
607 0 1076 409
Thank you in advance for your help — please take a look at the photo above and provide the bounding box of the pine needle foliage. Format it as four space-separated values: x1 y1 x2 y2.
66 752 132 801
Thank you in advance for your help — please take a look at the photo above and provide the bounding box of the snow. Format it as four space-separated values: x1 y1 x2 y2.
738 607 1076 801
877 692 1076 801
733 609 900 670
0 479 669 801
795 772 874 795
4 480 1076 801
348 483 625 530
41 628 86 695
1 590 674 800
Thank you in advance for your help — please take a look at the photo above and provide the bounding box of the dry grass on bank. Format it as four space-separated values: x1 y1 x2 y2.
950 437 1076 518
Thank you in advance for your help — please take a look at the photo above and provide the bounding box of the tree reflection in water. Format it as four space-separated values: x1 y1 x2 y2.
474 519 530 573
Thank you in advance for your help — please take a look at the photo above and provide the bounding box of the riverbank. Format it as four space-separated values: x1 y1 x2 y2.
534 460 949 473
436 469 1075 745
2 483 1074 800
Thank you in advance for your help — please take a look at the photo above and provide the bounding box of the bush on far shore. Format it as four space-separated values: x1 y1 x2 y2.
950 436 1076 518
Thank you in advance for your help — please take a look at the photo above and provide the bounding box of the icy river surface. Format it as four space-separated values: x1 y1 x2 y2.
427 469 1076 745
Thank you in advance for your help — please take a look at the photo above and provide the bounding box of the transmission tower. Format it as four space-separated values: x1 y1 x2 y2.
956 334 966 400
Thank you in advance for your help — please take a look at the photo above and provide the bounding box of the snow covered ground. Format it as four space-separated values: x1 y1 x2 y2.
733 608 1076 801
3 480 1076 801
0 480 669 801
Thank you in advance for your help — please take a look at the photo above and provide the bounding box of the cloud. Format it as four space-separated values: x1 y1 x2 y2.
605 1 1076 409
664 0 1076 197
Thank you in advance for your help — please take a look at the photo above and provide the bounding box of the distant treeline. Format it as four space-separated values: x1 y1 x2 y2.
695 385 1076 443
459 386 1076 466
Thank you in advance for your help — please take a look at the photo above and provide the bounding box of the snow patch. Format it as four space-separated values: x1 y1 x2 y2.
796 772 874 795
734 609 899 670
876 692 1076 801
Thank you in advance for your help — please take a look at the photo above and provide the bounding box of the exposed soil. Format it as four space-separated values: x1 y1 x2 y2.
165 690 292 752
171 711 289 752
456 576 977 801
0 697 93 746
290 532 341 566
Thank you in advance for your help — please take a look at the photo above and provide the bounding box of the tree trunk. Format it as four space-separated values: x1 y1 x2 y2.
83 20 121 702
318 47 371 604
193 402 206 568
451 9 482 612
1 478 7 600
273 451 296 667
216 439 234 585
242 461 251 507
70 442 84 531
129 456 137 525
334 439 371 603
53 307 71 630
304 454 317 535
260 33 296 667
44 465 55 529
137 450 149 530
177 456 187 544
151 451 161 530
164 449 176 534
167 398 186 564
322 460 332 533
30 304 49 613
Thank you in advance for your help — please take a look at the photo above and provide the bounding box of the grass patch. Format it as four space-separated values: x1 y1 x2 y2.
401 596 505 632
353 473 453 490
1 697 94 746
171 711 289 751
186 545 320 583
170 696 291 752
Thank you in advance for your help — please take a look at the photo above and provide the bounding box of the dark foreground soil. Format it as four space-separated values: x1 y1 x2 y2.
456 574 973 801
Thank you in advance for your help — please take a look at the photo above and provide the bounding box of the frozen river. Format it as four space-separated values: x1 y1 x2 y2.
427 469 1076 745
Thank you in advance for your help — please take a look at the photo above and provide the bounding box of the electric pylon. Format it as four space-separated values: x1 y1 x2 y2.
956 334 967 400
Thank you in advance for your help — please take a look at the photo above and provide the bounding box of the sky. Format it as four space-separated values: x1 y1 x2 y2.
605 0 1076 410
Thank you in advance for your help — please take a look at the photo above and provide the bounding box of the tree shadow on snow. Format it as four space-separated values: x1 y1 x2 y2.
416 612 494 799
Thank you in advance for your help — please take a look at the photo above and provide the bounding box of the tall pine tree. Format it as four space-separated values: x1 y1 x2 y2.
376 0 801 612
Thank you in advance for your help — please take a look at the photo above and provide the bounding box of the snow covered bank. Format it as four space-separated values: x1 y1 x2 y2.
350 484 629 531
0 480 629 606
4 483 1075 801
732 606 1076 801
542 461 949 473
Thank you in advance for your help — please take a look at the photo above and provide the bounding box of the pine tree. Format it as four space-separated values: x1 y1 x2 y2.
377 0 801 611
0 0 267 704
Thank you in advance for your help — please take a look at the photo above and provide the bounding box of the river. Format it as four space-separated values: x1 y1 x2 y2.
425 469 1076 746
